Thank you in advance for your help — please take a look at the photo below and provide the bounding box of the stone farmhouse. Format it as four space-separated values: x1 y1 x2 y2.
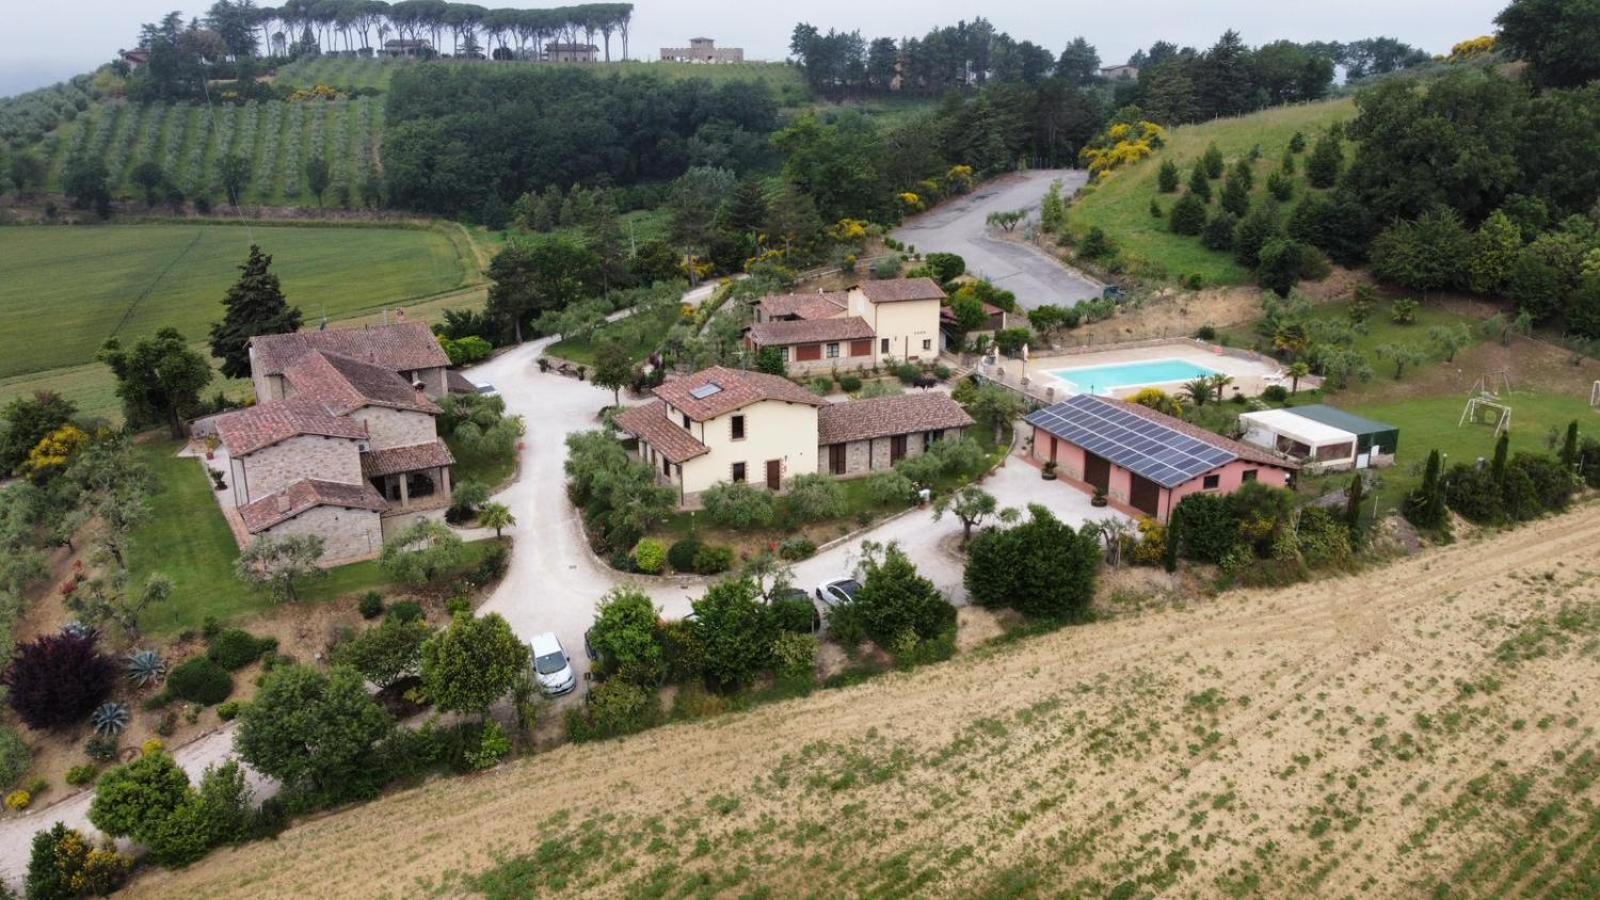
743 278 946 375
546 42 599 62
211 322 456 563
615 366 973 505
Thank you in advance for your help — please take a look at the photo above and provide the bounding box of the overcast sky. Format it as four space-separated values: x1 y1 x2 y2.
2 0 1509 98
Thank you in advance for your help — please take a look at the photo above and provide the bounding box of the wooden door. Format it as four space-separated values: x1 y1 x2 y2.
766 459 781 490
829 444 847 475
1084 452 1111 493
889 435 908 464
1129 474 1160 518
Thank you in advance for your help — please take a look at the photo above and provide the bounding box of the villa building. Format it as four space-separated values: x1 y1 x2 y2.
660 37 745 63
615 365 973 505
743 278 946 374
1025 393 1295 522
546 42 599 62
212 322 456 562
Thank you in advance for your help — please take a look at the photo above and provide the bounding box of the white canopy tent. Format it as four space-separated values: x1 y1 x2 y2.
1239 408 1359 472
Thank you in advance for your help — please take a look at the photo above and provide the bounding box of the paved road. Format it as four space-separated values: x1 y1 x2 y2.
892 169 1102 311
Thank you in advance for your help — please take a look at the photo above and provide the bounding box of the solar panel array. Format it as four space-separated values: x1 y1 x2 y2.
1025 394 1237 489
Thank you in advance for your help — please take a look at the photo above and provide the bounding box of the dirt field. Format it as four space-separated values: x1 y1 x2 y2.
130 506 1600 898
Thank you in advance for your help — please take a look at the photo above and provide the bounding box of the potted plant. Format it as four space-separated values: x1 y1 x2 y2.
1041 461 1058 481
203 434 221 460
1091 488 1108 507
208 468 227 492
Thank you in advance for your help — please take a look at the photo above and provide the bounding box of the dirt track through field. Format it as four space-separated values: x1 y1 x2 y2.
131 507 1600 899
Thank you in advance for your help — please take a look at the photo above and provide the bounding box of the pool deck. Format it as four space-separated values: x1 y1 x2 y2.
972 338 1313 406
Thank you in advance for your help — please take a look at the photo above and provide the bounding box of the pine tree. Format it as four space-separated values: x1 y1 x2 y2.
1221 175 1250 217
1307 132 1343 189
1188 162 1212 202
209 245 303 380
1201 142 1225 179
1157 159 1180 193
722 178 769 237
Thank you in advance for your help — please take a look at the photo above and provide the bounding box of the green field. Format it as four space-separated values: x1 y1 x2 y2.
129 440 501 635
1070 98 1355 286
277 56 810 99
0 223 472 380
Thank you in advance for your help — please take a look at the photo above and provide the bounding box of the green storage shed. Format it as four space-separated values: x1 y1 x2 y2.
1286 405 1399 459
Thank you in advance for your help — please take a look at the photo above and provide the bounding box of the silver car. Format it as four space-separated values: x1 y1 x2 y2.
530 631 576 696
814 577 863 608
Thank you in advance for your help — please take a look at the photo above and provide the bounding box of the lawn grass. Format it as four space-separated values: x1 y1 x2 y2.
127 439 500 635
1069 98 1355 286
0 223 471 381
1220 299 1482 380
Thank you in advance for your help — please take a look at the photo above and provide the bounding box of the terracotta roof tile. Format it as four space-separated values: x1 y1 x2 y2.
283 351 442 416
652 366 825 421
747 317 876 347
757 292 847 320
238 479 389 534
817 393 975 445
614 400 709 463
214 396 368 457
855 277 946 303
250 322 450 376
361 440 456 478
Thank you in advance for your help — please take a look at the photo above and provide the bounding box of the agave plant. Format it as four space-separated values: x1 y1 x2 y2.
61 621 99 641
90 702 130 737
125 649 167 688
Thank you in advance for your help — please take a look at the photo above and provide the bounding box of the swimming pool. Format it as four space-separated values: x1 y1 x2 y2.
1046 358 1222 395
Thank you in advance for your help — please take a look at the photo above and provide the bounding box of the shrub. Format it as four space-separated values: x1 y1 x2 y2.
838 544 956 653
1078 226 1114 260
1171 493 1239 563
66 764 98 787
588 588 666 685
778 537 817 561
207 629 277 671
0 726 29 789
216 700 245 721
1169 194 1208 235
659 618 705 683
386 600 424 624
466 721 511 771
667 538 703 573
693 544 735 575
691 578 777 690
125 649 167 688
358 592 385 620
702 481 777 529
1445 463 1502 523
6 790 31 810
771 597 818 634
924 252 966 282
566 679 661 742
86 735 120 762
1261 384 1289 403
167 657 234 706
838 374 863 393
631 538 666 575
785 473 846 523
333 617 432 689
89 748 191 847
810 377 833 396
895 362 923 385
1202 212 1238 252
3 631 117 730
965 506 1101 620
870 255 902 279
771 632 818 684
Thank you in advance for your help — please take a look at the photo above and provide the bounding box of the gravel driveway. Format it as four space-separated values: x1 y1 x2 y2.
892 169 1102 311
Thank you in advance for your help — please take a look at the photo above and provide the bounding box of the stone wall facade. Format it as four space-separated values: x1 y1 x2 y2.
353 406 437 450
262 504 384 562
818 430 936 478
237 435 364 505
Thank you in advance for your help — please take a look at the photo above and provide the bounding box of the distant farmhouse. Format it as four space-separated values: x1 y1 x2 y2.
660 37 744 64
382 38 432 58
546 42 599 62
1100 64 1140 81
744 278 946 374
209 321 459 563
616 366 972 505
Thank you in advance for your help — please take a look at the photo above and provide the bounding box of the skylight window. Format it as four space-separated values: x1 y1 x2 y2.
689 383 723 400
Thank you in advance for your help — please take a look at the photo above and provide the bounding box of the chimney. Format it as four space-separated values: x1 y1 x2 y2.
395 309 408 323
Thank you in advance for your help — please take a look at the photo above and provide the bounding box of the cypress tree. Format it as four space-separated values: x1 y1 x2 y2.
1163 507 1181 573
1345 473 1365 536
209 245 302 380
1560 420 1579 469
1490 432 1510 487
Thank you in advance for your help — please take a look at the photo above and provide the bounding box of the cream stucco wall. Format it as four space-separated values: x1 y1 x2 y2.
672 399 820 495
847 290 942 364
350 406 438 450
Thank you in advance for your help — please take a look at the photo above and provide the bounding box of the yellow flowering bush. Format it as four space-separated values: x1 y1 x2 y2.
898 192 924 212
944 165 975 194
5 789 30 811
1449 36 1496 61
828 218 869 243
141 737 164 755
287 83 345 102
1079 120 1168 178
21 424 90 479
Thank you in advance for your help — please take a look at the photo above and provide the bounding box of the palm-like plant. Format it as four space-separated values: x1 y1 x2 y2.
125 649 167 688
479 503 516 538
1208 373 1235 402
90 701 130 736
1180 378 1214 408
61 621 98 641
1287 361 1310 394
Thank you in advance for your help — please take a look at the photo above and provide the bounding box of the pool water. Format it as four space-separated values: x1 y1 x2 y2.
1046 358 1221 395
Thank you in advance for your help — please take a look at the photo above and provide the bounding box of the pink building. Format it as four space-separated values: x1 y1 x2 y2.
1025 394 1296 522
